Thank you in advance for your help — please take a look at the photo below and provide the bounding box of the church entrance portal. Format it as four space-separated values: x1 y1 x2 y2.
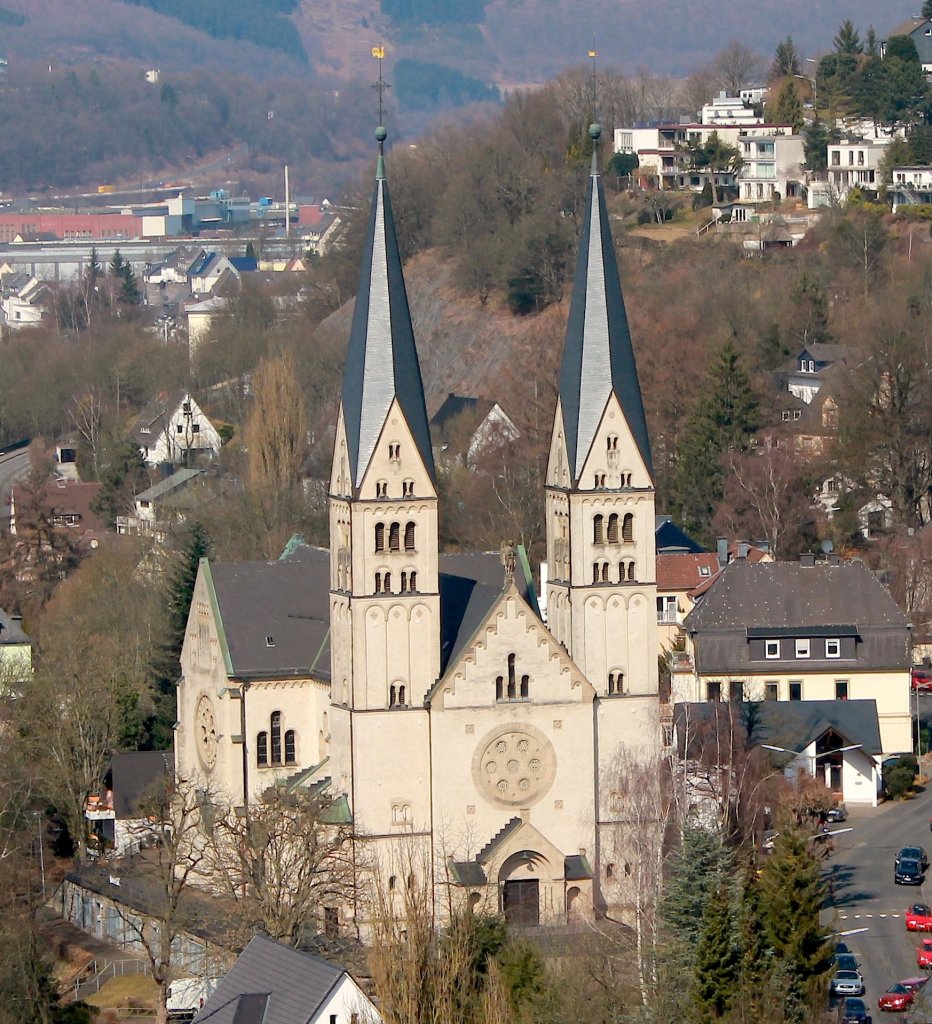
502 879 539 926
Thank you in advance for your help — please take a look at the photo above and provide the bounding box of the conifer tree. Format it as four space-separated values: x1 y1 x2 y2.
834 19 863 56
923 0 932 20
672 339 759 544
770 79 804 132
662 826 733 955
771 36 800 79
120 262 141 304
757 827 833 1020
692 881 739 1022
865 26 879 58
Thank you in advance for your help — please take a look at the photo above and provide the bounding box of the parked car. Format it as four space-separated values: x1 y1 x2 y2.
837 954 862 973
907 904 932 931
912 668 932 693
916 938 932 969
826 805 848 823
833 971 866 997
842 998 873 1024
898 848 930 872
836 941 851 956
896 860 926 886
878 979 928 1012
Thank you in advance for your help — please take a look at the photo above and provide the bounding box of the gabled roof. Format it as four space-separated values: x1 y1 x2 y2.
12 479 106 541
884 17 929 40
109 749 173 819
656 552 720 592
0 607 30 645
228 257 258 273
430 393 496 432
685 558 908 632
655 515 705 554
340 136 435 491
674 699 883 759
559 130 652 482
206 546 332 681
194 934 352 1024
135 467 203 505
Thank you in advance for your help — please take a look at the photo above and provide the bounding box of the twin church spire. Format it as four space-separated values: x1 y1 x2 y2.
558 124 653 483
339 126 435 493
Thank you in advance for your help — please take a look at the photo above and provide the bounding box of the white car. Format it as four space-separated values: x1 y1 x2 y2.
832 970 865 997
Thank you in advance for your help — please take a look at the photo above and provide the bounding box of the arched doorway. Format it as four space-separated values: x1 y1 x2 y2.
566 885 582 922
499 850 545 926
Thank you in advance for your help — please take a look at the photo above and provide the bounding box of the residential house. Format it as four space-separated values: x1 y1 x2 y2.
881 17 932 73
674 698 884 808
9 478 106 548
654 516 705 554
116 467 205 540
675 555 912 755
1 272 50 329
701 92 763 127
890 166 932 210
430 393 519 466
85 749 174 857
193 934 379 1024
145 246 206 286
0 607 32 691
738 132 806 203
827 139 890 200
132 391 222 467
184 296 228 355
188 252 256 296
779 343 849 405
298 204 343 256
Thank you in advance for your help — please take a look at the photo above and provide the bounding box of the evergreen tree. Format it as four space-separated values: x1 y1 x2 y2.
789 272 832 347
865 26 879 57
672 339 759 544
662 826 733 955
150 521 212 747
108 249 126 279
771 78 804 132
758 827 834 1020
834 19 863 56
924 0 932 19
771 36 800 79
803 119 836 171
692 881 739 1022
119 261 141 304
85 246 101 290
90 437 150 525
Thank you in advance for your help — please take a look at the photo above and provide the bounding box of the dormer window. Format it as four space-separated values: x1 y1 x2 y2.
765 639 780 659
795 638 810 659
825 638 841 658
266 636 275 647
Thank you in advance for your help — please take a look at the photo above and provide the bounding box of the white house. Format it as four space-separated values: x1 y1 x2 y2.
0 607 31 692
891 166 932 210
116 466 205 540
131 390 222 467
85 750 174 858
827 139 891 199
194 934 379 1024
738 132 806 203
701 91 763 127
184 296 228 355
1 273 49 329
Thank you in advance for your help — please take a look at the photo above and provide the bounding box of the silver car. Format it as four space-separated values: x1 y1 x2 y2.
832 971 865 997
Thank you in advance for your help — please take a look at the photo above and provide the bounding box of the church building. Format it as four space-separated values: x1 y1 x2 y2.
175 123 660 931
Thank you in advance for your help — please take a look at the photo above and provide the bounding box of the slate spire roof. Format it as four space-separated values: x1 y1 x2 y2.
558 124 652 482
340 126 435 490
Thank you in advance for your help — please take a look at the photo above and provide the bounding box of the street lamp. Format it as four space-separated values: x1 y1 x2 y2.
793 70 818 118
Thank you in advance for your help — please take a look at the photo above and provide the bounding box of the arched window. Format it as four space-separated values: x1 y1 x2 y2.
601 562 609 582
520 674 529 699
608 672 624 695
270 711 282 764
496 676 503 701
257 731 268 766
375 522 385 552
389 875 397 891
376 480 388 497
407 873 416 891
627 561 636 581
398 685 406 706
593 514 604 544
389 522 400 550
383 572 392 593
607 514 619 543
507 653 517 699
284 730 296 765
622 513 634 543
389 685 397 708
605 862 615 878
592 563 600 584
375 572 382 593
607 435 618 451
405 522 416 551
403 479 414 497
409 571 417 592
401 572 408 592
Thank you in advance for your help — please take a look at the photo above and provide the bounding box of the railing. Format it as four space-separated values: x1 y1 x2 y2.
657 611 681 625
75 959 151 1001
696 219 716 237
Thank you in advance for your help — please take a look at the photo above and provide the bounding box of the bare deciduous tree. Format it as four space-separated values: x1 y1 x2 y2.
205 783 357 946
712 41 765 96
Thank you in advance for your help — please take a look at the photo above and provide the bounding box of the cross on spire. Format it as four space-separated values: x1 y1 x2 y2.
371 45 390 129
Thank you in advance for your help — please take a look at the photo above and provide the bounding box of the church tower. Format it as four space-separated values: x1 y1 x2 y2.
545 125 658 699
328 127 440 825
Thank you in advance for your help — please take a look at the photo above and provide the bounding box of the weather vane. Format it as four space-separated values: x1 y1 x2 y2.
372 45 390 126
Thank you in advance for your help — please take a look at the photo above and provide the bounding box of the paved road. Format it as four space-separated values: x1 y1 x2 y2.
0 450 30 522
825 778 932 1014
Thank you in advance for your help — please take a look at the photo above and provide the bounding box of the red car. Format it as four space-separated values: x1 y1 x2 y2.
912 668 932 693
879 978 928 1012
917 938 932 969
907 904 932 931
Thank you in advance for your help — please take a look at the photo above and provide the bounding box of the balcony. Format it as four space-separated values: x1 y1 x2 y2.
667 650 694 673
85 792 115 821
657 611 680 625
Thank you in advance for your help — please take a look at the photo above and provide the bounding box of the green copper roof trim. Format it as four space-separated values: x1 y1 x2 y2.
201 558 234 677
515 544 541 618
309 626 331 677
278 533 306 560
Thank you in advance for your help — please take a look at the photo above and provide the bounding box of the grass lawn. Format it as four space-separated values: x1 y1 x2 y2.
84 973 157 1008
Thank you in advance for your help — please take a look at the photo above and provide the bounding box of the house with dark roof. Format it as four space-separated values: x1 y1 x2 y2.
116 466 205 541
193 934 377 1024
674 698 884 807
0 606 31 690
675 555 912 755
85 749 174 856
429 392 519 467
132 390 222 467
882 17 932 73
10 478 106 549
